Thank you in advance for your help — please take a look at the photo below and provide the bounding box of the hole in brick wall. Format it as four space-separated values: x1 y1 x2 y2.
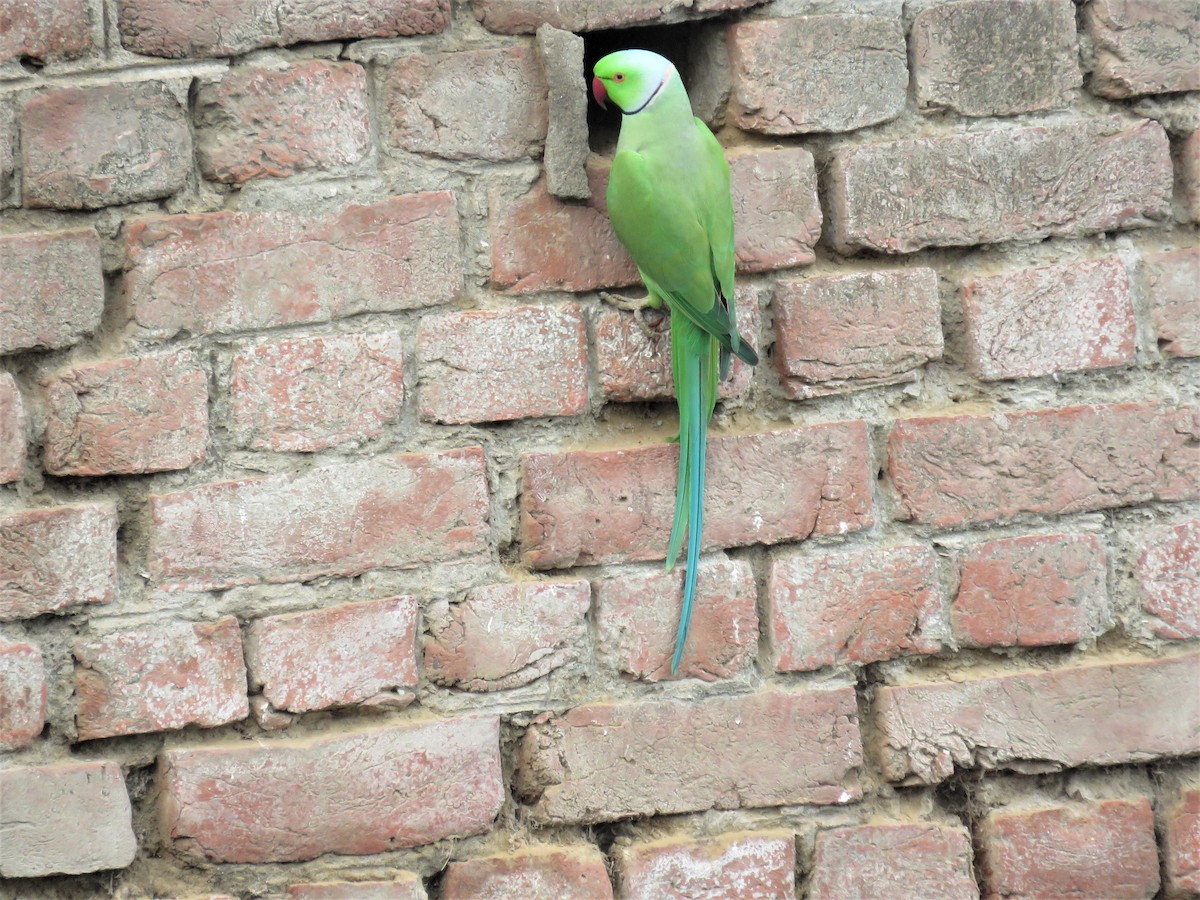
584 23 702 154
19 55 45 73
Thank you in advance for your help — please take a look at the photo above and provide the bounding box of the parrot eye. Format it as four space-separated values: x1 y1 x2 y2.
614 72 625 82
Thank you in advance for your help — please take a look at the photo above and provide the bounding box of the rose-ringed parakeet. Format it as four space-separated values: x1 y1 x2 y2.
592 49 759 673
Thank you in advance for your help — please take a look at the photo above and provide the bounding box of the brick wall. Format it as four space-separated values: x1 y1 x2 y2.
1 0 1197 897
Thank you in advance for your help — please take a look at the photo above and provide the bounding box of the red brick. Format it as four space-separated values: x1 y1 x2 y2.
952 533 1109 648
830 117 1172 253
473 0 758 33
0 639 45 751
729 146 821 272
0 0 93 64
769 544 942 672
159 716 503 863
73 616 248 741
0 761 136 877
490 170 639 294
888 403 1199 528
418 305 588 423
120 0 448 58
1143 247 1200 359
979 798 1159 899
773 268 942 399
0 503 117 621
912 0 1079 116
594 557 757 682
615 831 794 900
516 687 862 824
0 228 104 354
1164 788 1200 897
443 846 612 900
595 286 759 404
287 875 426 900
383 46 547 161
231 332 405 452
961 257 1137 380
246 597 418 718
43 351 208 476
1181 130 1200 222
195 61 370 184
1135 520 1199 640
0 372 25 483
1084 0 1200 98
22 81 190 209
809 823 977 900
872 653 1200 783
521 422 872 569
424 580 590 691
728 16 906 134
149 448 489 591
119 193 460 340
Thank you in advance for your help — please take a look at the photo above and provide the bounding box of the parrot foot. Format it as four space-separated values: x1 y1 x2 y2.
599 291 668 339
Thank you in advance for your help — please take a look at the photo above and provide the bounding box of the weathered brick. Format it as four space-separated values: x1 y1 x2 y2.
961 257 1137 380
119 193 460 340
768 544 941 672
0 0 93 64
0 503 117 621
872 653 1200 783
1084 0 1200 98
594 557 757 682
595 286 759 404
1143 247 1200 359
888 404 1199 528
120 0 448 58
382 46 547 161
809 823 977 900
0 228 104 354
912 0 1079 116
0 102 15 203
729 146 822 272
1164 788 1200 898
516 687 862 824
149 448 489 591
246 597 418 719
0 761 136 877
443 846 612 900
159 716 503 863
773 268 942 399
424 580 590 691
1135 520 1199 640
616 831 794 900
287 874 427 900
537 25 589 200
231 332 405 452
22 81 190 209
418 305 588 423
979 798 1159 899
196 61 370 183
43 351 208 476
0 372 25 483
952 533 1109 648
74 616 248 741
473 0 759 34
830 117 1172 253
522 422 873 569
1181 130 1200 222
0 639 45 751
490 169 638 294
728 15 906 134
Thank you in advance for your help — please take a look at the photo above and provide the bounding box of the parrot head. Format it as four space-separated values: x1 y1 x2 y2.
592 49 675 114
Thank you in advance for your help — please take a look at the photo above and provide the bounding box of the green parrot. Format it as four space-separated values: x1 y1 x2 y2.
592 49 759 673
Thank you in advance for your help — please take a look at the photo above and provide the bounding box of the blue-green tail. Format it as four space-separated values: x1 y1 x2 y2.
666 318 719 674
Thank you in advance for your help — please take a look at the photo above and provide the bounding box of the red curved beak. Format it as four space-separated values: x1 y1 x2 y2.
591 76 607 109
